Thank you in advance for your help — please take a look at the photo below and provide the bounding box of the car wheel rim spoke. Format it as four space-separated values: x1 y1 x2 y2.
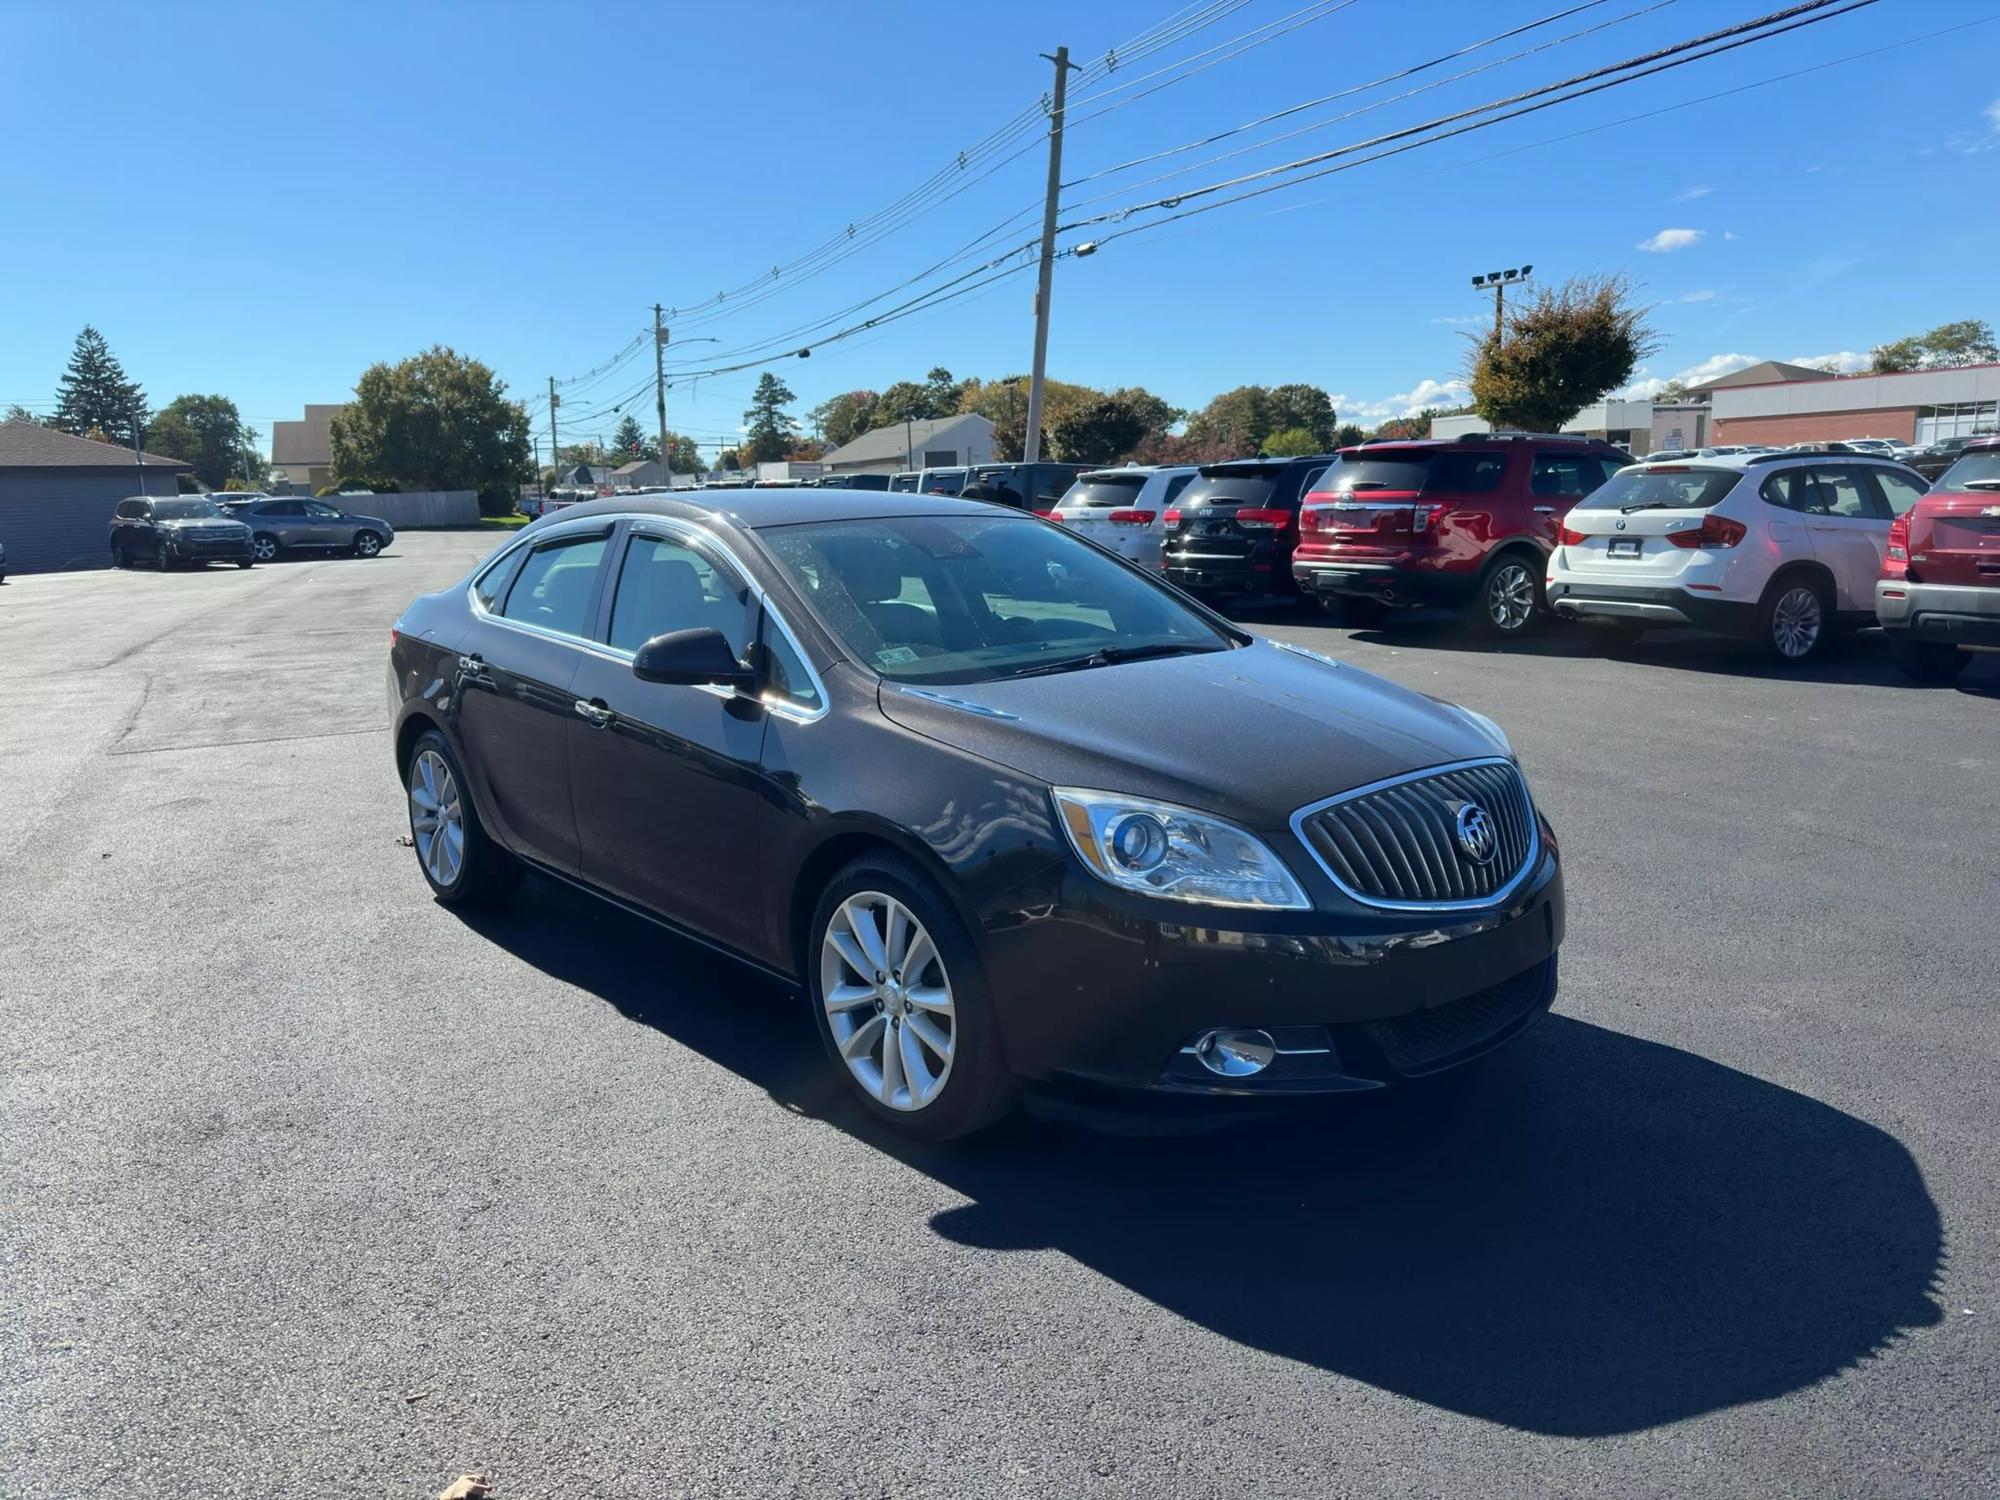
409 750 464 886
1774 589 1820 656
820 891 955 1112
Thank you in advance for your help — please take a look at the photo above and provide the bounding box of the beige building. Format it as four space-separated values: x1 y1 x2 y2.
270 404 348 493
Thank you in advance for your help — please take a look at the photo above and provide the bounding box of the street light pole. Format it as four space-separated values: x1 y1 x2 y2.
1471 265 1533 344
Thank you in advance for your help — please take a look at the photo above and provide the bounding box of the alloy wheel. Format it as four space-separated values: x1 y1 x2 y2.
407 749 466 888
1771 585 1822 659
820 891 956 1112
1485 562 1536 632
356 533 381 557
252 536 279 562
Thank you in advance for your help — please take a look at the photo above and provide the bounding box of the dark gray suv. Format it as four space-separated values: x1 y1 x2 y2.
220 497 396 562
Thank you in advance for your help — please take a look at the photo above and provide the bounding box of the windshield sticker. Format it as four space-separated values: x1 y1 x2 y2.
876 646 920 665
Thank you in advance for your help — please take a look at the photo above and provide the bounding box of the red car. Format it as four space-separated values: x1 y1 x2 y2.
1291 433 1632 635
1876 433 2000 681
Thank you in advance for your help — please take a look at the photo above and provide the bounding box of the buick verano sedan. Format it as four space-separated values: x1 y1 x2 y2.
389 492 1565 1138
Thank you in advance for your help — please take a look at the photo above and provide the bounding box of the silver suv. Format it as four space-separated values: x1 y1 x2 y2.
221 497 395 562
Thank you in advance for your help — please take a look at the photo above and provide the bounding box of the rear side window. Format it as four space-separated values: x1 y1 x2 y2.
1162 472 1195 504
473 549 523 612
1871 469 1927 515
1531 454 1610 499
1063 474 1148 508
501 534 607 638
1581 468 1742 512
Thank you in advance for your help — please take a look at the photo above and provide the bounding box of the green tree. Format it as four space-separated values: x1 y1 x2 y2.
610 414 655 462
1266 383 1337 449
1184 385 1274 456
144 394 261 490
50 326 147 445
742 372 799 463
664 433 702 473
1261 425 1319 457
1047 396 1152 464
718 448 743 472
4 404 43 425
809 389 880 448
329 345 532 516
1333 422 1366 447
1467 275 1659 433
1870 318 1998 373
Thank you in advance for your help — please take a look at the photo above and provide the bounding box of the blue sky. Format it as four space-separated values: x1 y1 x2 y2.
2 0 1996 463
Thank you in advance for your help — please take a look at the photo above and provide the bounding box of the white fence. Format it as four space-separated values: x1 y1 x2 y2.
358 490 481 528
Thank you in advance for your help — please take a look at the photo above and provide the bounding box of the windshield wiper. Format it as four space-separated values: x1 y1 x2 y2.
1958 478 2000 490
1619 500 1684 514
1001 642 1223 679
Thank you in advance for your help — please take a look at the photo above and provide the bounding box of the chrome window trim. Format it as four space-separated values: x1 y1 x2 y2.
464 510 831 724
1288 755 1541 914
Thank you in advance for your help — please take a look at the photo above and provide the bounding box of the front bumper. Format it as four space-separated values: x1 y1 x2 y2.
1876 578 2000 647
1547 579 1754 633
976 841 1565 1097
166 534 255 561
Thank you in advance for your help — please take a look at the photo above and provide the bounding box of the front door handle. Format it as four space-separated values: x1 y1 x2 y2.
1533 505 1557 514
573 698 614 727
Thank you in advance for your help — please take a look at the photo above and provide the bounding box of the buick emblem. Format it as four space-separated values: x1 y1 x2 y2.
1454 803 1498 865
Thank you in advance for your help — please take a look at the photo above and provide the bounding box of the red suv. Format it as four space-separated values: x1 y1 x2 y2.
1875 434 2000 682
1291 433 1631 635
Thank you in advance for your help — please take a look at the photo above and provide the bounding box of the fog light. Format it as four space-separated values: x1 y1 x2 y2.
1193 1028 1276 1078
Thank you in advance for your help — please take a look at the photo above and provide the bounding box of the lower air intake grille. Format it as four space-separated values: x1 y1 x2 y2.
1363 958 1554 1074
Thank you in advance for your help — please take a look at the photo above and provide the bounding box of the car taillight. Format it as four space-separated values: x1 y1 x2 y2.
1412 503 1449 535
1558 524 1589 546
1107 509 1157 526
1035 508 1060 521
1665 514 1747 549
1885 511 1910 562
1162 507 1182 526
1235 507 1291 530
389 627 399 648
1299 506 1325 533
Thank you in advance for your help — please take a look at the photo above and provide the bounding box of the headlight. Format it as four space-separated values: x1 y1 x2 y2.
1052 788 1310 910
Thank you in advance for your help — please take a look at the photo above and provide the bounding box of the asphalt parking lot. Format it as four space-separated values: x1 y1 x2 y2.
2 530 1995 1499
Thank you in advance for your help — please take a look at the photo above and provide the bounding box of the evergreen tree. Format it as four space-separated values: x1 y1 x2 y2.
742 373 798 464
610 414 655 461
51 326 147 445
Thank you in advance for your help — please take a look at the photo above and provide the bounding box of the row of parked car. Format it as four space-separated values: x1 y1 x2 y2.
1648 434 1986 483
1017 431 1996 682
102 492 397 569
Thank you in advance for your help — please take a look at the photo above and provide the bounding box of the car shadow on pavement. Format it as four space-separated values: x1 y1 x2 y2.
462 880 1945 1440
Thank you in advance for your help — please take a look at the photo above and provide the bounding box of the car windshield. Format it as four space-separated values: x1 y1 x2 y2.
152 498 224 520
1937 451 2000 489
1061 474 1148 508
759 512 1236 685
1576 467 1741 512
1177 466 1285 507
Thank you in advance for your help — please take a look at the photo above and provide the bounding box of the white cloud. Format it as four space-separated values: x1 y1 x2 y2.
1788 350 1869 373
1676 289 1718 304
1617 352 1761 399
1339 377 1468 422
1673 184 1712 202
1638 227 1705 253
1429 314 1484 326
1722 230 1739 240
1945 97 2000 154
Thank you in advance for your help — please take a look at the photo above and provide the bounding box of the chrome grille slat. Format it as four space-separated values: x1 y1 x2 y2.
1292 757 1538 912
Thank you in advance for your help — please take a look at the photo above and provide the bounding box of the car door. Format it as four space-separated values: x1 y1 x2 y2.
1800 464 1891 610
302 499 346 547
566 522 770 952
257 500 308 547
455 526 611 874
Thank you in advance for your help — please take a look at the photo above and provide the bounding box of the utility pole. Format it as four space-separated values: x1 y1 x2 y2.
1023 44 1079 465
130 410 145 492
547 376 561 483
654 304 672 488
1471 265 1532 344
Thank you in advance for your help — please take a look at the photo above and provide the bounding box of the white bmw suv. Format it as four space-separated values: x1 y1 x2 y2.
1546 451 1928 663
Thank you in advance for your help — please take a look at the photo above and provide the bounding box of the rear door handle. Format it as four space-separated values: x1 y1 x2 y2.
573 698 614 727
1533 505 1557 514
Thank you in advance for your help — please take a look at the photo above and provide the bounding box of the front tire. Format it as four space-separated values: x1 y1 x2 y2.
808 854 1015 1140
1889 636 1969 683
353 530 383 559
404 730 521 906
154 540 174 571
1472 553 1542 638
1759 575 1830 664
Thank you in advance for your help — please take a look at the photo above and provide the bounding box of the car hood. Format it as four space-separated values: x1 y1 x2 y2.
160 516 248 530
876 638 1508 831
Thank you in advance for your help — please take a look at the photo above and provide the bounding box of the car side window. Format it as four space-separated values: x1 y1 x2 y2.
608 533 751 657
1759 471 1804 510
1870 468 1927 516
1803 466 1878 519
269 501 306 517
758 610 823 713
1531 454 1606 498
116 500 143 519
500 534 607 638
1427 452 1507 493
1162 473 1195 505
473 548 525 612
304 501 341 518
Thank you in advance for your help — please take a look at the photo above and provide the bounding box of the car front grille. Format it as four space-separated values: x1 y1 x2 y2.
1293 757 1537 909
1362 957 1554 1074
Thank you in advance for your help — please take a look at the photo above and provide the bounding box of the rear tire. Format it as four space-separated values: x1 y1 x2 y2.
1759 574 1830 664
1889 636 1969 683
807 853 1016 1141
404 729 522 907
1472 552 1542 638
250 533 280 563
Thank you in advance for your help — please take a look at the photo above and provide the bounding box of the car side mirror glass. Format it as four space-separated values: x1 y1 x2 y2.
631 627 754 689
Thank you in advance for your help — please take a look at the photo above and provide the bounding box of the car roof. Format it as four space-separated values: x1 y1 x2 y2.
538 488 1017 530
1624 451 1918 474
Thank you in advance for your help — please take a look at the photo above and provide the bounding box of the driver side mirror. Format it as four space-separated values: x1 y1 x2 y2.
632 627 754 690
